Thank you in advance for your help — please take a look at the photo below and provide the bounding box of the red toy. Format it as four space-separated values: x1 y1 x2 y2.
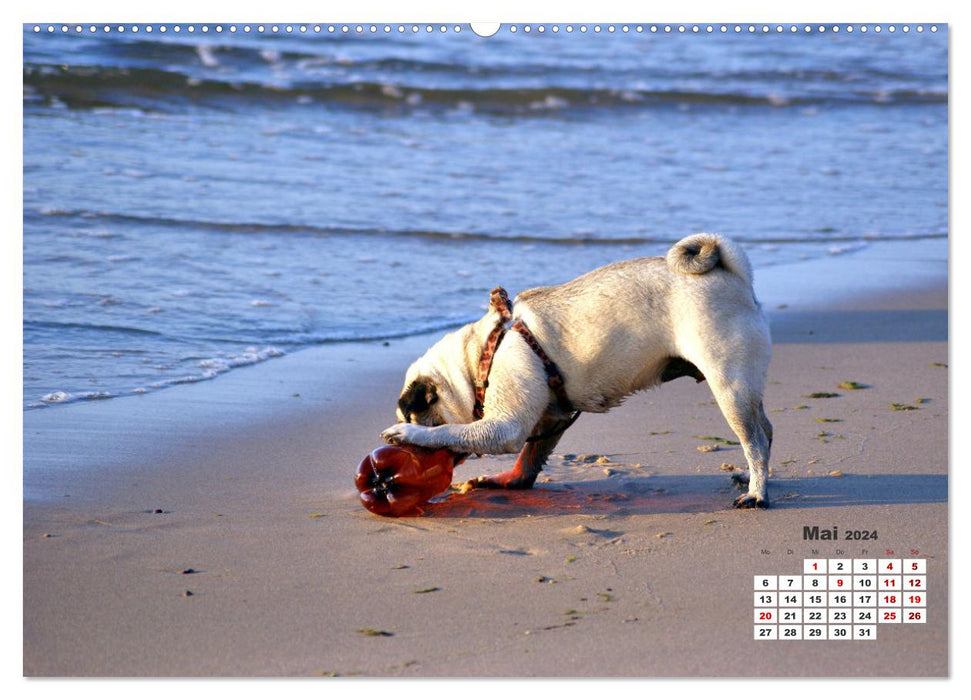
354 444 462 516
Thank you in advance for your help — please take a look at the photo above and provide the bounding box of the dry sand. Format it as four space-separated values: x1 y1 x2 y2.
23 275 948 678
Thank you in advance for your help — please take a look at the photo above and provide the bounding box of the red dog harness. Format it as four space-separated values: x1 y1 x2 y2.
472 287 580 440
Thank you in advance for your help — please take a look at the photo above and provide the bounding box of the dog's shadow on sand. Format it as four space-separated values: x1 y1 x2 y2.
420 474 947 518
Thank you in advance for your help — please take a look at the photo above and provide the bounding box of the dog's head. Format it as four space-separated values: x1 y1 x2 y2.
397 375 444 426
395 330 475 427
394 291 510 426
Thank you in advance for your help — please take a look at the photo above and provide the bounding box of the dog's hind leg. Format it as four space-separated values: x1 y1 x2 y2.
708 378 773 508
464 414 571 490
730 401 774 488
760 400 774 449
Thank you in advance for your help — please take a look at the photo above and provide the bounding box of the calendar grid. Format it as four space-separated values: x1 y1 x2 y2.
754 558 926 640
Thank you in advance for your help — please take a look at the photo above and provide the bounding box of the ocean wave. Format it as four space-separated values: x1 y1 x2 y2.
23 62 947 114
23 318 491 409
263 318 481 346
27 346 287 409
41 33 948 85
26 207 949 247
24 319 170 339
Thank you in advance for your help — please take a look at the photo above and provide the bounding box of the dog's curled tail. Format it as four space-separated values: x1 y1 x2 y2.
666 233 753 287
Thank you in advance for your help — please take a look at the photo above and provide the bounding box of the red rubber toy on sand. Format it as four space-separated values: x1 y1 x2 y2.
354 444 462 516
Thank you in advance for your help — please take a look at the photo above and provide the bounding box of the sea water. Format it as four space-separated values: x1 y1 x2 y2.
22 24 948 409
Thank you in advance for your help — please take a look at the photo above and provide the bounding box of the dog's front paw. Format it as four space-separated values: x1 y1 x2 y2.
380 422 434 447
733 493 769 509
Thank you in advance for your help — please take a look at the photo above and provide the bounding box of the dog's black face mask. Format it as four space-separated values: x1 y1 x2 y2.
397 379 441 425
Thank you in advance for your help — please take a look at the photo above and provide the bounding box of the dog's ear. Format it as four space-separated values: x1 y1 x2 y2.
398 379 438 419
488 287 512 323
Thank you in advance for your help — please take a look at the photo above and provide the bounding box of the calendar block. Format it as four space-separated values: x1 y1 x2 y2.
803 575 827 591
754 591 776 607
904 559 927 574
804 625 827 640
904 592 926 607
804 559 827 574
904 575 926 591
904 609 926 624
880 609 901 624
753 557 931 641
879 592 901 607
804 592 827 607
879 559 902 574
828 625 852 640
828 591 852 607
754 608 777 624
828 608 852 624
828 575 852 591
879 575 901 591
853 559 877 574
804 609 826 625
829 559 853 575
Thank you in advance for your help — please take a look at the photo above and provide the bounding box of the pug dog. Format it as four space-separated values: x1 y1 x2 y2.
381 233 773 508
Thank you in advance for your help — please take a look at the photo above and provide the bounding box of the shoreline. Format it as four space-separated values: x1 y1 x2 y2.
22 243 949 677
23 236 948 503
21 234 947 412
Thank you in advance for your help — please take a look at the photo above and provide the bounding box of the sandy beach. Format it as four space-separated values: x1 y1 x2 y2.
23 248 948 677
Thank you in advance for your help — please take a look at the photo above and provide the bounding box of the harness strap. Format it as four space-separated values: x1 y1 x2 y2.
510 319 575 415
473 287 512 421
472 287 579 432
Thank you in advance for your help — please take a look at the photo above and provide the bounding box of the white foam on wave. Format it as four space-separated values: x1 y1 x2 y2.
40 391 72 404
529 94 569 111
196 45 220 68
196 346 286 376
380 84 404 100
91 107 146 118
32 348 286 409
826 242 869 256
39 390 114 405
